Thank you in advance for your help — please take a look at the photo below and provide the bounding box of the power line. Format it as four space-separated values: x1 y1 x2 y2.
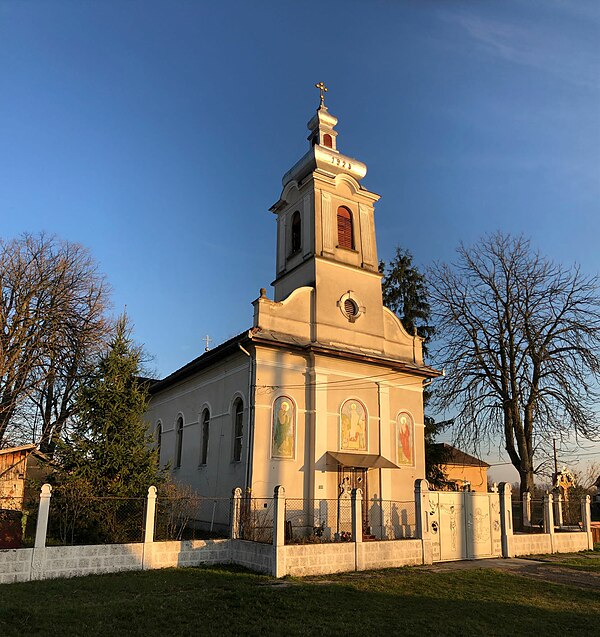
256 371 430 390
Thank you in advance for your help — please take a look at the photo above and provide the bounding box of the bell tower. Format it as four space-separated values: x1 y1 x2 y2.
269 84 387 351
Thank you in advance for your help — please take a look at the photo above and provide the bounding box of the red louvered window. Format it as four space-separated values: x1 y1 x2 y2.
337 206 354 249
323 134 333 148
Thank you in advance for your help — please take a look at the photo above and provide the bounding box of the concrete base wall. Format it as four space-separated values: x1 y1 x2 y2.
34 544 145 581
512 531 591 557
143 539 231 570
230 540 273 574
1 528 593 584
360 539 423 570
0 548 33 584
0 539 271 584
553 532 592 553
283 542 355 577
512 533 553 556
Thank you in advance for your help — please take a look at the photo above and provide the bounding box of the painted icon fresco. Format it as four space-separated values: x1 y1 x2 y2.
272 396 295 459
340 400 367 451
396 411 414 466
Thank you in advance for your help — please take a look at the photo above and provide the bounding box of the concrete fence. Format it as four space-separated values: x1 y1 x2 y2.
0 481 594 584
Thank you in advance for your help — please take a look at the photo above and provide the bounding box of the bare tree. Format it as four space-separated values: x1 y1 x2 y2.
429 233 600 495
0 234 111 450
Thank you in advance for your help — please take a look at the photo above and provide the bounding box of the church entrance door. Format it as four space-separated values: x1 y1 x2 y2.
338 466 369 535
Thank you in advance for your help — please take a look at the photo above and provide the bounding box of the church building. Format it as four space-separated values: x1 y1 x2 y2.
146 87 440 526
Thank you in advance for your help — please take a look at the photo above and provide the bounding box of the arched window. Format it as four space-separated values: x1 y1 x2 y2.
290 211 301 254
175 416 184 468
232 398 244 462
200 408 210 465
337 206 354 249
155 422 162 456
323 133 333 148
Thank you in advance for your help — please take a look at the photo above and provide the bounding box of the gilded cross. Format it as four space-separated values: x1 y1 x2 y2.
315 81 328 106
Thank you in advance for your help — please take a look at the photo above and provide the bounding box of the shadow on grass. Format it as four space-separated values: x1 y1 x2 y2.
1 565 598 637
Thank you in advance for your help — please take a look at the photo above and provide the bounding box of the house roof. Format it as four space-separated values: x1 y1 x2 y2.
149 331 251 394
0 444 37 455
0 445 49 481
434 443 490 468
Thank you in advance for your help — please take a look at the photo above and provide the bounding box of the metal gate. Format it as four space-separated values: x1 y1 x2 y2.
428 491 502 561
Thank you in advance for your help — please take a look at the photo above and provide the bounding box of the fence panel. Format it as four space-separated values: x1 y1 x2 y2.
239 498 274 544
558 497 582 530
368 500 417 540
285 498 353 544
511 499 524 532
46 489 145 545
154 496 231 541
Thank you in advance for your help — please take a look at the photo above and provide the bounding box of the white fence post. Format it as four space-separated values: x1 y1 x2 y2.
144 486 157 543
414 479 430 540
142 486 157 570
273 485 286 547
272 485 286 578
414 479 433 565
351 488 363 544
498 482 513 558
30 483 53 581
230 487 242 540
581 495 593 550
554 491 563 527
351 488 364 572
34 484 52 549
543 491 555 553
522 492 531 528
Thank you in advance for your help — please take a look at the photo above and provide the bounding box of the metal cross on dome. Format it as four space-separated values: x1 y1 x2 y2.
315 81 328 106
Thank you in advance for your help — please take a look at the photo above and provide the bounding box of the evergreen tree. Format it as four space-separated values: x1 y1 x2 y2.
380 247 434 356
381 247 446 486
51 316 162 543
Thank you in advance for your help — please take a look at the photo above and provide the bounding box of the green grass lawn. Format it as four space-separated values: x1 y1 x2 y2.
1 565 598 637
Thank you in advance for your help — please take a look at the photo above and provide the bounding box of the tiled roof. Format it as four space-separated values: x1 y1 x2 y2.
434 443 490 468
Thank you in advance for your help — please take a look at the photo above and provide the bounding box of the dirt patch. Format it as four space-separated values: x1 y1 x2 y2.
424 556 600 591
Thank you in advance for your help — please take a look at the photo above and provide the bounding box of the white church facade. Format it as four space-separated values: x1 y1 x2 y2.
146 90 440 528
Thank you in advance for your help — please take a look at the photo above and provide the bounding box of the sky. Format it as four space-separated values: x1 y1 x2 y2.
1 0 599 482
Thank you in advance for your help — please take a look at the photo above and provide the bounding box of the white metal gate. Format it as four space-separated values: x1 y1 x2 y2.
428 491 502 561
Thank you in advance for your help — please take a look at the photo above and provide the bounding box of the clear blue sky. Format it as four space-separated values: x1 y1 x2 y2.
1 1 598 480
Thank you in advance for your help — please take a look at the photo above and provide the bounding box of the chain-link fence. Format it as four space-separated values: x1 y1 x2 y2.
510 498 545 533
284 498 417 544
154 496 231 541
46 488 145 546
511 499 524 532
367 500 417 540
558 497 582 529
285 498 353 544
239 497 274 544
